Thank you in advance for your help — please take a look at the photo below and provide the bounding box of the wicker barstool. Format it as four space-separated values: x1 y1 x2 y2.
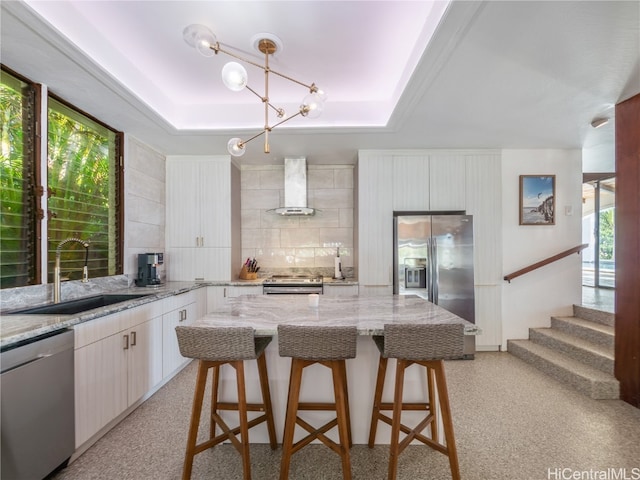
277 325 358 480
367 323 464 480
175 326 277 480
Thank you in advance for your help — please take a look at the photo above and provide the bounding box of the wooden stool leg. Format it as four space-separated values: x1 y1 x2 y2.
211 364 220 439
183 361 209 480
280 359 304 480
332 361 353 480
234 360 252 480
339 360 353 448
432 361 460 480
388 359 407 480
426 365 438 442
368 356 388 448
256 351 278 449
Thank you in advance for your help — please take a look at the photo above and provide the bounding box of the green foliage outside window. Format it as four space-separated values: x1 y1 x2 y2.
0 71 36 288
47 99 118 282
0 68 121 289
599 209 614 261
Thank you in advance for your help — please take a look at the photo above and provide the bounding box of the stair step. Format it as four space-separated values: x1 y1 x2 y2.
573 305 615 327
529 328 614 375
551 316 614 349
507 339 619 400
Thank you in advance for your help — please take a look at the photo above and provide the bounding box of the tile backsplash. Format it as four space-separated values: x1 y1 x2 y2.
241 164 354 277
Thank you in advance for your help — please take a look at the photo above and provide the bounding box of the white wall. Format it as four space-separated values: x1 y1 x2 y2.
123 136 166 281
501 149 583 347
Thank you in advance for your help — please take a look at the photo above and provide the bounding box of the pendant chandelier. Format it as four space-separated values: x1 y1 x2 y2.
183 24 327 157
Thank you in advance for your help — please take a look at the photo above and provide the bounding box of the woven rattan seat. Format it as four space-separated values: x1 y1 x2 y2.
368 323 464 480
175 326 277 480
278 325 357 480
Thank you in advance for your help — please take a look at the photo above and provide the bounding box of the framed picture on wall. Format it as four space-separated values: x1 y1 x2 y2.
519 175 556 225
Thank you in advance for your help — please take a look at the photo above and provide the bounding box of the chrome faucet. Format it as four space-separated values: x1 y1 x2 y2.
54 238 90 303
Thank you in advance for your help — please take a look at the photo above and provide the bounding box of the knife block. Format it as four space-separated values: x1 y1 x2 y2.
239 266 257 280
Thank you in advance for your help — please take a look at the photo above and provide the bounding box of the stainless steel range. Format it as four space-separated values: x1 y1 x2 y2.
262 275 323 294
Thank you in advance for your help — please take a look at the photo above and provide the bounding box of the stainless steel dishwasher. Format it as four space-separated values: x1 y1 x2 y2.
1 329 75 479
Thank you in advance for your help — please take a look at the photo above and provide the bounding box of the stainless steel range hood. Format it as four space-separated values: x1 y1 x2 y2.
270 157 315 216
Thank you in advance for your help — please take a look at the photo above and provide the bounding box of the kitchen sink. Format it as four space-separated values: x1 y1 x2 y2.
8 293 153 315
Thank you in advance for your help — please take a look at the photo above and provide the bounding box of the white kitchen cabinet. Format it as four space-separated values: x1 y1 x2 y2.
465 153 502 348
74 318 126 448
357 152 394 293
162 291 197 378
206 284 261 311
74 301 163 447
323 284 359 297
392 154 430 211
166 155 241 281
391 152 465 211
226 285 263 297
207 285 228 312
428 154 466 210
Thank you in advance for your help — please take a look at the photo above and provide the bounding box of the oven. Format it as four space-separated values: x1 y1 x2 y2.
262 275 323 295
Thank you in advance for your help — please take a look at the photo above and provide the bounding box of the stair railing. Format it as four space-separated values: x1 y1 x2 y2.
503 244 589 283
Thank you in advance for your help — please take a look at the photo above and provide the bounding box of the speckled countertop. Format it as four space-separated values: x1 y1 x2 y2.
194 294 478 336
0 282 204 350
0 278 361 349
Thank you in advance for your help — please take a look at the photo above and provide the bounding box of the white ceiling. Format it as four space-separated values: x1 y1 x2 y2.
2 1 639 166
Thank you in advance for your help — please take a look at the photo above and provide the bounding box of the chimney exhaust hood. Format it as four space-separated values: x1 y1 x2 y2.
270 157 316 216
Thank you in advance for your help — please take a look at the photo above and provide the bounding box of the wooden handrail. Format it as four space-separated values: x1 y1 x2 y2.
504 243 589 283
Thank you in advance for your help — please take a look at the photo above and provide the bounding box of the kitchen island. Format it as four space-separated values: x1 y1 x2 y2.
193 294 477 445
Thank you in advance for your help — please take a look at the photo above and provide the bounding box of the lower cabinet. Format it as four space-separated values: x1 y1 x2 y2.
162 291 197 378
74 301 163 448
207 285 227 312
227 285 263 297
323 284 359 296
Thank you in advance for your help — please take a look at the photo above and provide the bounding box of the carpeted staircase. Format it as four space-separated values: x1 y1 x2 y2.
508 305 619 400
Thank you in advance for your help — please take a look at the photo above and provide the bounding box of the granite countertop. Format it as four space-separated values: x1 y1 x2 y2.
194 294 479 336
0 282 204 350
224 277 359 286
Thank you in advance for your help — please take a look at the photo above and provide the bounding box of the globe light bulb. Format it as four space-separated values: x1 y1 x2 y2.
314 88 328 103
227 138 246 157
222 62 248 91
301 93 325 119
182 24 216 57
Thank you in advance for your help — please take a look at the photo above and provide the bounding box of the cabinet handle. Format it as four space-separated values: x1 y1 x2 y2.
130 331 137 346
123 334 129 350
200 236 204 247
179 309 187 322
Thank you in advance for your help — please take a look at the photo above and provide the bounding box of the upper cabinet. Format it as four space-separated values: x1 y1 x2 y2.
166 156 241 281
428 154 466 211
391 152 466 211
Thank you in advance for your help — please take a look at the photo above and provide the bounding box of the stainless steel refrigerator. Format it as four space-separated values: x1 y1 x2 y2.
394 214 475 326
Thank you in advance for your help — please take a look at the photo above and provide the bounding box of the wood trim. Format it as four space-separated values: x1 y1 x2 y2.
615 93 640 408
583 172 615 183
503 244 588 283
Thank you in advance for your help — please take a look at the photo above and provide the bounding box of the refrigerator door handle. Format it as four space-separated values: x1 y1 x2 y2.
432 238 439 304
426 237 433 302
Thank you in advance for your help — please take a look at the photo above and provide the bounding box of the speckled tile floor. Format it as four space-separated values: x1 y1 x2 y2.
581 286 615 313
52 350 639 480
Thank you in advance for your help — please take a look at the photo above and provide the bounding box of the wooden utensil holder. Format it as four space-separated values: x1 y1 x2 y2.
239 266 257 280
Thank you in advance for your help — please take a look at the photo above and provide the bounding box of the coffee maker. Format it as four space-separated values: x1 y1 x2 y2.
135 253 163 287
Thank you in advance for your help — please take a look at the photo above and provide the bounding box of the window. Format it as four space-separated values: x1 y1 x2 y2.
0 66 123 289
0 69 38 288
47 97 123 282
